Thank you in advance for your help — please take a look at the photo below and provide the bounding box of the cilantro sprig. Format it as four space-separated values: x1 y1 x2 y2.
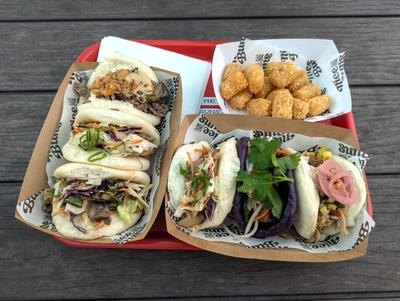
236 138 300 219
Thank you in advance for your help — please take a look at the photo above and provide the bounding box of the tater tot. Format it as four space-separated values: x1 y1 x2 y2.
307 95 331 117
247 98 272 116
288 70 309 92
292 83 321 100
255 76 274 98
270 89 293 119
267 88 290 101
269 61 299 89
229 88 252 110
265 62 281 75
223 63 244 81
243 64 264 94
292 98 310 120
220 71 248 100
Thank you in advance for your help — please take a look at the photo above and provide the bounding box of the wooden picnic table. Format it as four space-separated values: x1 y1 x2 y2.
0 1 399 300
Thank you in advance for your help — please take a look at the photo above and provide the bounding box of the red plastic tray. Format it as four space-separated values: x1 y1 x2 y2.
55 40 372 249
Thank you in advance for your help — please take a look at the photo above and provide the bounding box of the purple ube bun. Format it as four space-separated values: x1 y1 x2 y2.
232 137 298 238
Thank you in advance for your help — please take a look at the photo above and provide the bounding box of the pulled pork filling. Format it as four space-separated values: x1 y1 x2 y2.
73 122 157 157
90 69 169 117
48 179 151 234
311 197 347 242
175 146 220 228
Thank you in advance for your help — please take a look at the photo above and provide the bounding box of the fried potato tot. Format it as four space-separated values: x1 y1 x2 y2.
292 98 310 120
247 98 272 116
265 62 281 75
254 76 274 98
244 64 264 94
220 71 248 100
269 89 293 119
229 88 252 110
269 61 299 89
223 63 244 81
307 95 331 117
292 83 321 100
288 70 309 93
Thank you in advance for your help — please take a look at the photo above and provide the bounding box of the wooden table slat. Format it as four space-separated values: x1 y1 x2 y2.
0 2 399 299
1 18 400 90
0 0 400 20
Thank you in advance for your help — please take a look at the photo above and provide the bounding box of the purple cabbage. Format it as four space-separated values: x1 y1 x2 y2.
117 127 142 132
66 187 97 197
106 130 119 141
69 213 87 234
253 170 297 238
205 199 216 220
233 137 249 231
232 137 297 238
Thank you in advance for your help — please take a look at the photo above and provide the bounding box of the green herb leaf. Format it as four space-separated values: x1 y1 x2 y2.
191 169 211 190
275 153 301 173
248 138 281 170
236 138 300 219
179 162 189 178
189 169 211 203
264 185 283 218
237 170 269 201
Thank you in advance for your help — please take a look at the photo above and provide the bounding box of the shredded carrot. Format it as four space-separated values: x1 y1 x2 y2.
187 152 194 176
93 220 106 229
127 139 143 145
84 122 101 129
276 149 292 156
119 187 129 192
255 208 270 222
72 124 85 135
52 206 68 217
52 195 64 204
195 145 209 155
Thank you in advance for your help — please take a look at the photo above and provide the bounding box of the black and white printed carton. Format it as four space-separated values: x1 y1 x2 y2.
212 38 351 122
165 114 374 262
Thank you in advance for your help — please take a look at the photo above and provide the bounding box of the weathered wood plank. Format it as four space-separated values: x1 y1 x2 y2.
149 294 400 301
0 87 398 181
0 0 399 20
0 18 400 90
0 174 398 299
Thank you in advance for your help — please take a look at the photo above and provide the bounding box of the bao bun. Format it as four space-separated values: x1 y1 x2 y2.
168 138 240 230
87 53 161 126
54 162 150 184
52 163 150 240
75 103 160 146
294 155 366 240
62 141 150 171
